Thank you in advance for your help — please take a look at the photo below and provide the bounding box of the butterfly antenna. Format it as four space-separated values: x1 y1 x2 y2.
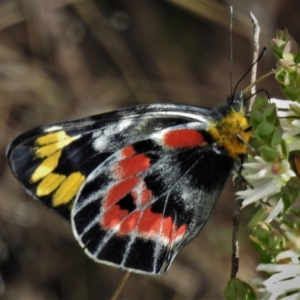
232 47 266 98
245 88 270 103
229 6 234 98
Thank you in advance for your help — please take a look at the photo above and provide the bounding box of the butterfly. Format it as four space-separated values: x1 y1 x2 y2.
6 96 251 275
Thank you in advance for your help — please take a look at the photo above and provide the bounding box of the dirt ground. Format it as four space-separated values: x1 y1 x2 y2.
0 1 299 299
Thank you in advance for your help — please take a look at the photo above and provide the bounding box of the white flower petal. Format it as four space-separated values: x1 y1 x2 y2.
257 264 300 274
238 180 281 207
270 98 294 109
281 291 300 300
265 277 300 298
283 127 300 139
276 250 300 262
287 139 300 152
266 198 284 222
277 111 297 118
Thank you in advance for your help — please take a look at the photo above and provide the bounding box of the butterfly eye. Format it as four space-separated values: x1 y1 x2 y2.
231 95 244 113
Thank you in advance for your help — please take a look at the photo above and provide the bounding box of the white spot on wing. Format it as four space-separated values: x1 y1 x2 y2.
92 119 133 151
116 119 132 131
44 126 63 132
93 134 109 151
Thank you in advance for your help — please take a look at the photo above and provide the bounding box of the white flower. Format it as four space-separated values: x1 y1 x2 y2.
236 98 298 219
271 98 300 152
282 118 300 152
265 198 284 223
270 98 297 118
236 157 295 220
256 251 300 299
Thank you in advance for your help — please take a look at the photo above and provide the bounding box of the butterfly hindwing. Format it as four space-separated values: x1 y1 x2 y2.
71 123 234 274
7 104 211 221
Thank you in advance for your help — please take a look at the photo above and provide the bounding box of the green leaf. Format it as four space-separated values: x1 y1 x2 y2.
271 30 288 59
275 68 290 85
256 122 275 136
263 104 278 124
248 207 267 229
271 38 286 59
255 122 274 147
271 29 300 63
259 146 280 162
250 110 265 129
271 127 283 148
282 40 300 62
252 97 269 111
223 278 256 300
281 178 300 210
251 222 285 263
281 140 289 159
269 230 285 250
281 85 300 101
253 222 272 242
290 103 300 115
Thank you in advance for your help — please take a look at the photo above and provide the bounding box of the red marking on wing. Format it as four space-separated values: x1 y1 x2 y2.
163 129 205 148
131 182 153 206
101 204 187 243
101 205 129 228
138 207 169 237
138 208 186 242
121 146 135 158
103 178 139 209
114 154 150 179
118 211 141 234
175 223 187 238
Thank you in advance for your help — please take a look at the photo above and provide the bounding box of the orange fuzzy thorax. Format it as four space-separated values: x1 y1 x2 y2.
207 109 251 159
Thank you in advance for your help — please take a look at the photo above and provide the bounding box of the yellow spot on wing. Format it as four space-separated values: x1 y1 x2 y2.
52 172 85 206
33 131 80 158
36 173 66 196
35 136 79 158
31 150 62 183
37 131 70 145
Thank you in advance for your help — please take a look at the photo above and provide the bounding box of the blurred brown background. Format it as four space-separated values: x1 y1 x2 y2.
0 0 298 299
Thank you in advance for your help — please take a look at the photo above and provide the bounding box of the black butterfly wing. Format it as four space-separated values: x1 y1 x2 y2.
7 104 211 221
71 123 234 274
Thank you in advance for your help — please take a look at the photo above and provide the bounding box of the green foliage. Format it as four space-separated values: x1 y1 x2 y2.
250 222 286 263
242 29 300 299
271 29 300 101
223 278 256 300
281 178 300 211
250 98 283 162
209 25 300 300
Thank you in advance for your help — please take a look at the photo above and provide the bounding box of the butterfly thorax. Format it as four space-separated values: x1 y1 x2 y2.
207 107 251 159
